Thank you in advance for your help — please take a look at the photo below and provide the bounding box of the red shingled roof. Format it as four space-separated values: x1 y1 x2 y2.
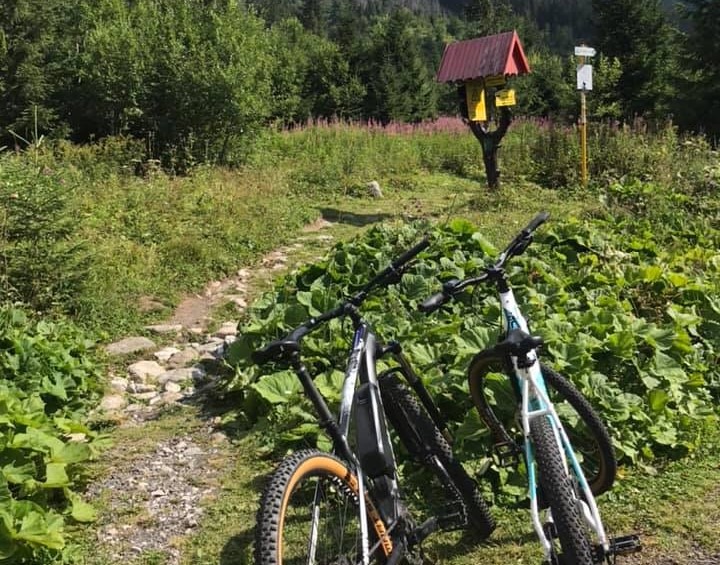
436 30 531 83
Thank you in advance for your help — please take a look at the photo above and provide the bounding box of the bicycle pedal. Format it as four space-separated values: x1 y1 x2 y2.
493 441 521 467
608 534 642 555
592 534 641 562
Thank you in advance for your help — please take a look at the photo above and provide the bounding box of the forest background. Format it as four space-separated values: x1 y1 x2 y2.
1 1 720 563
2 0 719 169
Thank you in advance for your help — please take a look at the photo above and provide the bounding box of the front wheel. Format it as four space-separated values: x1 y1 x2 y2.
531 417 593 565
254 450 392 565
468 355 616 496
379 374 495 539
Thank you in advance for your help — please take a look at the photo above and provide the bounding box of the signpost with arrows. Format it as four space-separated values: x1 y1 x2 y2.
575 45 595 186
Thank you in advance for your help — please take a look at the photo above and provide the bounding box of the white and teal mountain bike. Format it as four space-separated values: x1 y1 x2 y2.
421 212 642 564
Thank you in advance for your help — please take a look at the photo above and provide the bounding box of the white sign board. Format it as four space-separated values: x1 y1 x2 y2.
574 46 596 57
577 64 593 91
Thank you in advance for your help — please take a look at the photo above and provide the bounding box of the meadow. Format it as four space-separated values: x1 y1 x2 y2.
1 117 718 563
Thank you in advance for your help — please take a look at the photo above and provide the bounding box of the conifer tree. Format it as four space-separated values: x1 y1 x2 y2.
591 0 678 119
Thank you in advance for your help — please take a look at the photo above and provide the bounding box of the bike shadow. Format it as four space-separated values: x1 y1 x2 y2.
320 207 393 226
219 526 254 565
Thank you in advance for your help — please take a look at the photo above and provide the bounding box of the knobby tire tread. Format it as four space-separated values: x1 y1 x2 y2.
254 449 386 565
541 365 616 496
379 375 495 539
531 418 593 565
468 355 616 496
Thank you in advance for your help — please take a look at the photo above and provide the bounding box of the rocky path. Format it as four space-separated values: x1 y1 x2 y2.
83 223 336 565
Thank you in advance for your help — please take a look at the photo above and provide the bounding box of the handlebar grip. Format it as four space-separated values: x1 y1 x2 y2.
419 292 448 315
391 236 430 269
523 211 550 234
252 346 273 365
251 325 311 365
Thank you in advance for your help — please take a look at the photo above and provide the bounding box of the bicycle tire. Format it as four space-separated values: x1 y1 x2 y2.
542 365 616 496
379 374 496 539
468 355 616 496
531 417 593 565
254 449 392 565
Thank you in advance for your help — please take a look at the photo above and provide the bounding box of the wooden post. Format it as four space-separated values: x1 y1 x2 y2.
458 86 512 190
580 85 588 186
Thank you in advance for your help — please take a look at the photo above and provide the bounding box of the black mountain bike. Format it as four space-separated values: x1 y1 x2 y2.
420 212 641 564
252 238 494 565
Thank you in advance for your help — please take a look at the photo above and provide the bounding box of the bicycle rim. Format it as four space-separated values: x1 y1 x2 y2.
468 355 615 496
255 450 391 565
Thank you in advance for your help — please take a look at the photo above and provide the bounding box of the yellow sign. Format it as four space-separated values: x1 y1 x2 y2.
466 81 486 121
484 74 506 88
495 89 516 107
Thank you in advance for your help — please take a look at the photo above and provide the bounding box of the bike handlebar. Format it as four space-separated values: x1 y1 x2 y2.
522 211 550 235
353 236 430 304
420 212 550 315
253 236 430 365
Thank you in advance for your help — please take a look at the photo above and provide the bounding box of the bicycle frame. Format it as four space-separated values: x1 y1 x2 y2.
304 320 401 565
499 286 610 560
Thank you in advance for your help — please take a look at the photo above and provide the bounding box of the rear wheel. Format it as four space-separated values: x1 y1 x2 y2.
531 417 593 565
379 374 495 539
255 450 392 565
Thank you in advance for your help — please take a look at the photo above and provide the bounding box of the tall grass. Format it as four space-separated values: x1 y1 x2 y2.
249 117 716 194
2 117 716 334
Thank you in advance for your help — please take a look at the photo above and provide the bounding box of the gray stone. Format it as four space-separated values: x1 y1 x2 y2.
128 382 157 394
100 394 127 411
196 341 224 357
158 367 205 385
367 180 382 198
154 346 181 363
214 322 238 338
164 382 182 393
160 391 184 404
166 348 199 369
226 295 247 310
131 391 160 402
128 360 165 383
144 324 183 334
105 337 156 356
110 377 129 392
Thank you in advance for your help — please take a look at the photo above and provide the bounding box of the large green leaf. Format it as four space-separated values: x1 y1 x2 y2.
50 442 91 465
43 463 70 488
66 491 96 523
15 509 65 549
251 371 302 404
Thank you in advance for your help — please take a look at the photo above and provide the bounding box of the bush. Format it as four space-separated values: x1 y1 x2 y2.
226 214 719 482
0 156 88 315
0 305 104 563
529 122 580 188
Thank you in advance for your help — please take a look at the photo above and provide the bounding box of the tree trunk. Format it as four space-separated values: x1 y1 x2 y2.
467 108 512 190
457 85 513 189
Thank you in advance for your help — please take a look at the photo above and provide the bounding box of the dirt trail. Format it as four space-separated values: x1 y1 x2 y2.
165 218 334 331
82 220 338 565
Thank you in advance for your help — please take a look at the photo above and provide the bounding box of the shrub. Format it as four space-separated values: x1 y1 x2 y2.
0 156 88 315
226 215 719 483
0 304 104 563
